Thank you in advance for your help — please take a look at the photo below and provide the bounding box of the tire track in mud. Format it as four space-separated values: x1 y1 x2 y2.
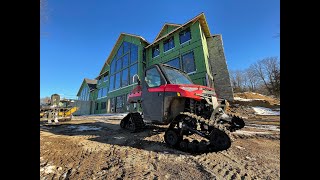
40 119 279 180
41 131 218 180
40 132 126 179
193 152 259 180
188 138 280 180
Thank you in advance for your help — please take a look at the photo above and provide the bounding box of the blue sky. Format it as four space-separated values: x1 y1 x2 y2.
40 0 280 98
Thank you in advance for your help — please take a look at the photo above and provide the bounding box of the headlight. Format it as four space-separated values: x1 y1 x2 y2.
180 87 198 92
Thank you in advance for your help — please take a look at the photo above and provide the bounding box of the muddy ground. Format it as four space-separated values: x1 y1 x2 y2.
40 108 280 180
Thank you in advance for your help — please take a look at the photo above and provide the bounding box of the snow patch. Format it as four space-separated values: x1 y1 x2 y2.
252 106 280 116
44 165 56 174
83 113 128 117
234 130 273 136
246 156 256 161
235 146 245 150
246 124 280 131
67 125 101 131
234 97 264 101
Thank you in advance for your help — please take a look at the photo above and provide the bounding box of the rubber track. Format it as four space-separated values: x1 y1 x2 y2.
180 112 232 137
173 112 245 153
130 113 145 131
122 112 145 132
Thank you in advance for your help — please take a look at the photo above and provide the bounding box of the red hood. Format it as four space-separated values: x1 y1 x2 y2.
127 83 217 102
176 84 215 91
163 84 216 101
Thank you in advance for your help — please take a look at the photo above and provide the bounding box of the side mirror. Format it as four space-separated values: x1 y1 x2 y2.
133 74 141 85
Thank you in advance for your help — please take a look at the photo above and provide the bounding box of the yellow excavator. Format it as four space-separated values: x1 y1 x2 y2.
40 94 78 124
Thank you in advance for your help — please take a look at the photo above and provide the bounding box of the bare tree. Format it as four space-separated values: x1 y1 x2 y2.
230 70 237 89
245 65 261 92
252 57 280 97
230 70 246 92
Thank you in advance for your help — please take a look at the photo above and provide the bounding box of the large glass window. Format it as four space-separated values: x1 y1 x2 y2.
165 58 180 69
163 37 175 52
182 52 196 73
152 45 160 58
145 68 161 87
116 96 123 112
98 88 104 99
179 27 191 44
116 58 122 72
109 75 114 92
123 41 130 54
101 88 104 98
103 87 107 97
116 96 122 108
110 41 139 89
130 44 138 64
110 58 116 74
116 44 123 58
123 54 129 68
115 72 121 89
122 68 128 87
129 63 138 84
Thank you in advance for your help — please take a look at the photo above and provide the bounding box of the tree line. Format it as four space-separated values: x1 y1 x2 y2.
230 56 280 98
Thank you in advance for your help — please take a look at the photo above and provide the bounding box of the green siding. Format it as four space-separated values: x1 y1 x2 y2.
146 21 208 86
157 25 179 40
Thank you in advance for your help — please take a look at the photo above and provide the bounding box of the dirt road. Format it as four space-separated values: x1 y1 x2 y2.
40 114 279 180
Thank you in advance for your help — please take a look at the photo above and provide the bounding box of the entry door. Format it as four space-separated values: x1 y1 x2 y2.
142 66 166 123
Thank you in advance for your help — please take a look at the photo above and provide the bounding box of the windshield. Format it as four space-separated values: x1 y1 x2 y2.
162 65 193 84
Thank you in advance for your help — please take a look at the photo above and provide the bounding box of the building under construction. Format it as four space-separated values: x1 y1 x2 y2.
75 13 233 115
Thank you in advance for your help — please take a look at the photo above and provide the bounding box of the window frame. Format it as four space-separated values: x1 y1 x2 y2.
101 101 106 110
179 27 192 44
181 51 197 74
165 57 180 70
163 36 175 52
152 44 160 58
